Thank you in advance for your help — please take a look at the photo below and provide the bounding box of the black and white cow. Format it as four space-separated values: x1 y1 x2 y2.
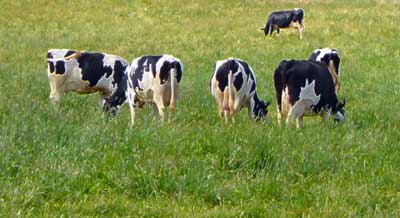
261 8 305 39
103 54 183 126
46 49 129 111
210 58 269 123
273 59 346 128
309 48 341 91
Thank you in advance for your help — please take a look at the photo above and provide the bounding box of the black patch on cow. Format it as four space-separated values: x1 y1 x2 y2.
104 66 113 78
77 52 108 87
331 53 341 75
275 60 339 113
320 53 331 65
64 50 76 57
214 59 239 92
131 56 162 91
233 72 243 91
112 60 127 86
55 60 66 74
159 61 171 84
292 9 304 24
47 61 55 73
250 82 256 93
236 59 255 82
47 52 54 73
103 73 128 115
308 51 321 61
262 9 304 36
175 62 183 83
252 93 269 120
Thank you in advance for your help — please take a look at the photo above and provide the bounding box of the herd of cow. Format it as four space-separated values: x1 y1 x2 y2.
46 8 346 128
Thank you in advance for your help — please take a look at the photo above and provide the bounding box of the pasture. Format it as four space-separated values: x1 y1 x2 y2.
1 0 400 217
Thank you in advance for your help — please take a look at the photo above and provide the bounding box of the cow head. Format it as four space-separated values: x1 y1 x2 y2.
252 93 270 121
332 98 346 123
103 74 128 116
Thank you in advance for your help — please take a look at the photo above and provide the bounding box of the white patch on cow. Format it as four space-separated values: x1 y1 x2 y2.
48 49 72 58
281 87 291 115
332 111 344 122
285 79 321 127
314 48 334 62
299 79 320 105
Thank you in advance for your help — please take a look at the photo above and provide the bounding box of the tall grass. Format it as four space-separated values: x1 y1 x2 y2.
1 0 400 217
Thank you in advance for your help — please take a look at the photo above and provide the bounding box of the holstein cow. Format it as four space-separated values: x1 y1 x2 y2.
273 59 346 128
46 49 129 111
261 8 305 39
103 54 183 126
210 58 269 123
309 48 341 92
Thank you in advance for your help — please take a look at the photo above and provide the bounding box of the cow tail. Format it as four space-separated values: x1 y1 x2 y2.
228 70 234 112
64 51 81 60
170 62 178 109
328 63 341 91
274 61 286 113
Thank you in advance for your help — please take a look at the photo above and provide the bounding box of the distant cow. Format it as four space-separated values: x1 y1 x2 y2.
273 59 345 128
210 58 269 122
46 49 129 111
103 54 183 126
261 8 305 39
309 48 341 91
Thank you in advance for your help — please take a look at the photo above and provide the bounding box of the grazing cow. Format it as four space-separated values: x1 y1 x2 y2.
273 59 346 128
309 48 341 91
103 54 183 126
210 58 269 123
261 8 305 39
46 49 129 111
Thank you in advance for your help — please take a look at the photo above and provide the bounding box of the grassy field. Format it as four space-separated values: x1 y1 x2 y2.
1 0 400 217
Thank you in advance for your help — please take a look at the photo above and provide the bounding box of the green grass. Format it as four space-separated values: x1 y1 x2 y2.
1 0 400 217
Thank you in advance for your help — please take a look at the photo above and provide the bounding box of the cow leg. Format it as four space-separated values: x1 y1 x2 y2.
98 92 108 107
49 89 63 111
268 26 273 37
296 116 303 129
224 110 230 124
230 110 237 123
152 103 159 117
48 75 67 111
277 107 283 126
154 96 166 121
213 91 225 122
168 103 175 123
287 102 305 128
277 28 280 36
320 110 329 122
298 24 304 39
129 101 136 127
127 89 136 127
168 84 178 123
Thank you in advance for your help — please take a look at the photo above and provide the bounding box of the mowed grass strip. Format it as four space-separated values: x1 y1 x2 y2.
1 0 400 217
